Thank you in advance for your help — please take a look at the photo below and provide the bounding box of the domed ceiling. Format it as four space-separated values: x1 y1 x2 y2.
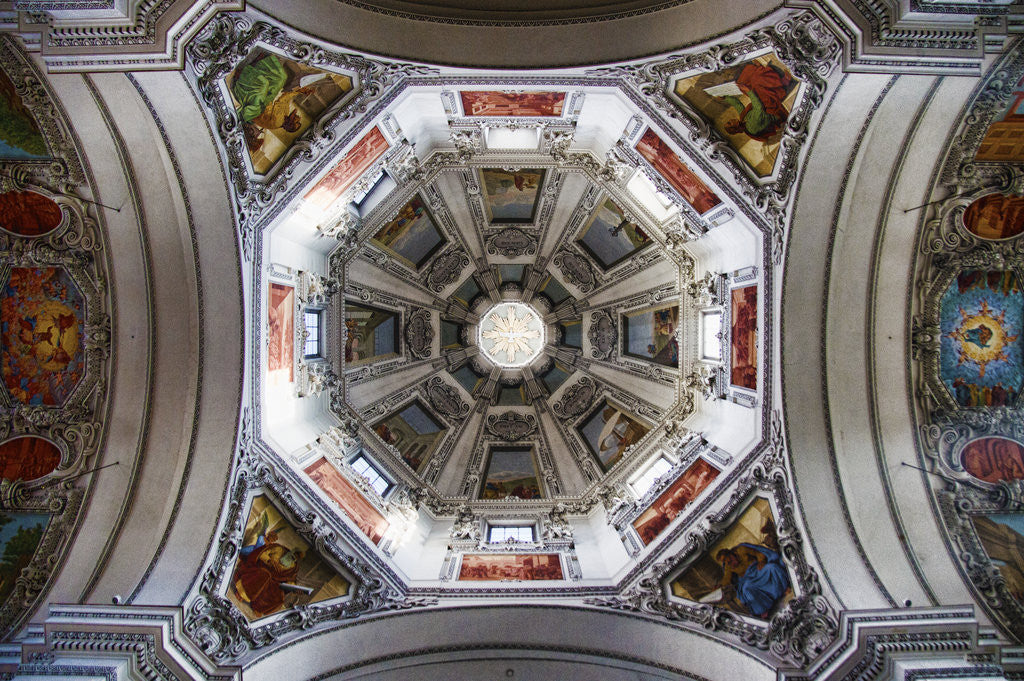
203 6 825 651
2 1 1023 678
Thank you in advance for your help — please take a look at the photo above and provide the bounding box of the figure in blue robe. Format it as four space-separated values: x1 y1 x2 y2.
716 542 791 618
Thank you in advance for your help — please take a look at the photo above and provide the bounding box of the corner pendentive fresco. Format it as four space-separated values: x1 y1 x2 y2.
976 74 1024 163
1 268 84 406
0 68 46 160
227 49 354 175
673 53 799 177
229 495 350 621
0 513 48 607
973 514 1024 605
940 270 1021 408
670 497 792 620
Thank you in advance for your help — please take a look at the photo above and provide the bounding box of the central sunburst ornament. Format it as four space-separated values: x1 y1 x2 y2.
947 299 1019 377
478 302 544 368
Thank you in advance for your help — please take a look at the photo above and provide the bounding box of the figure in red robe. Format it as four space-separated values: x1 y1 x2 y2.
722 63 794 141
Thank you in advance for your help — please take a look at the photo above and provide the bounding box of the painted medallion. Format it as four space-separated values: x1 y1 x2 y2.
1 268 84 406
940 270 1022 407
0 191 61 237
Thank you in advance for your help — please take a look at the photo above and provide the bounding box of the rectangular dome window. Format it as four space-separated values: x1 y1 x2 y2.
631 456 673 497
487 525 535 543
304 309 323 359
350 454 391 496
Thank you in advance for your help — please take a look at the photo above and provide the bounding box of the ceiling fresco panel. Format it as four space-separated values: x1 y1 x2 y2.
672 53 799 178
226 49 355 175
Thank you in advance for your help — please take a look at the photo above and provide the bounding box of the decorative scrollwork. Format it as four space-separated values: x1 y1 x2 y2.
553 249 596 293
405 308 433 360
424 376 470 420
486 228 538 258
485 412 538 441
425 249 470 292
588 310 617 360
551 377 597 421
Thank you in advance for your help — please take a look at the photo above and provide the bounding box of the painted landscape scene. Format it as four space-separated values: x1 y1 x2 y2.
481 447 542 499
481 168 544 223
373 402 445 472
633 459 720 545
577 198 651 270
578 401 649 471
458 554 563 581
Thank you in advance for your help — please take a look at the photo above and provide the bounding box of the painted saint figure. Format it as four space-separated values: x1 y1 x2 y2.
232 520 306 618
721 62 794 141
714 542 791 618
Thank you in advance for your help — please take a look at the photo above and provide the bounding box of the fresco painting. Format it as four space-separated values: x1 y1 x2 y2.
0 191 61 237
973 514 1024 604
460 91 565 117
371 195 446 269
962 193 1024 241
578 400 650 471
267 283 294 386
481 447 542 499
229 495 349 621
623 304 679 367
1 268 84 406
673 54 798 177
730 286 758 389
458 554 563 580
671 498 792 619
304 458 390 544
304 126 389 210
344 302 398 365
373 402 445 472
481 168 544 223
227 49 354 175
976 75 1024 163
940 270 1022 407
635 128 721 214
577 198 651 270
0 69 47 159
0 512 48 606
961 437 1024 483
633 459 720 545
0 437 60 481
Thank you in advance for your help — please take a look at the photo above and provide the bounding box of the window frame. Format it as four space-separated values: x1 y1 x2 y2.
303 308 325 360
486 522 537 544
349 453 392 497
